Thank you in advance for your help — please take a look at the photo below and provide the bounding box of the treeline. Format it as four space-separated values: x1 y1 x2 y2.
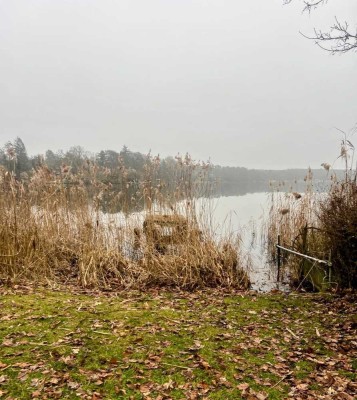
213 165 335 195
0 138 153 181
0 137 335 197
0 138 181 193
0 138 211 213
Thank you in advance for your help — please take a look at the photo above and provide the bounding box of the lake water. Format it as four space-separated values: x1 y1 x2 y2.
203 192 281 292
104 192 284 291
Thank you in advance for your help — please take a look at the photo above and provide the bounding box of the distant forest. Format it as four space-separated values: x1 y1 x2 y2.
0 137 335 197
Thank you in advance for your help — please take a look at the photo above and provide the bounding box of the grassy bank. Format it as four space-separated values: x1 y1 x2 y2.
0 288 356 399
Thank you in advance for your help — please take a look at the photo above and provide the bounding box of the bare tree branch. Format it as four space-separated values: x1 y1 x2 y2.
284 0 328 13
284 1 357 53
302 17 357 53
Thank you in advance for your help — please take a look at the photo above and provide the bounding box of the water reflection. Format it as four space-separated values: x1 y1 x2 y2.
206 193 290 292
102 192 288 292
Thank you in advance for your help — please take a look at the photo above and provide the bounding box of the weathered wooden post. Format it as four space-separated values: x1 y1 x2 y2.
277 234 281 282
328 250 332 286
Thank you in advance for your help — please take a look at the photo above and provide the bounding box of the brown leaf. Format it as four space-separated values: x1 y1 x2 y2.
67 381 79 390
296 383 309 391
109 357 118 365
337 393 354 400
139 384 152 396
255 393 268 400
237 382 250 391
199 359 211 370
162 379 174 390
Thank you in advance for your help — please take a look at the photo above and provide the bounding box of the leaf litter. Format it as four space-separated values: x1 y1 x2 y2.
0 286 356 399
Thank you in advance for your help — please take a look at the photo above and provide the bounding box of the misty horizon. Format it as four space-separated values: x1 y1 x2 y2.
1 1 356 169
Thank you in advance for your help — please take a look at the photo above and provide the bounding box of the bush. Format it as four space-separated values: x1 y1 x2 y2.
318 171 357 288
266 135 357 290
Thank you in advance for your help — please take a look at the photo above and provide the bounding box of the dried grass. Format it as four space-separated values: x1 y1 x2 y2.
266 136 357 290
0 156 249 290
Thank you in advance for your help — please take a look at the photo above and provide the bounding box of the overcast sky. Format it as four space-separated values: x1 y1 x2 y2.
0 0 356 169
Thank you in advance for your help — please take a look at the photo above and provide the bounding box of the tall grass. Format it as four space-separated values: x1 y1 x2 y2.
266 136 357 290
317 137 357 288
0 155 249 290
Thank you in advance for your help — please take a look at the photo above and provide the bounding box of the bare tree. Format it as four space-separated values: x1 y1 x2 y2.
284 0 357 54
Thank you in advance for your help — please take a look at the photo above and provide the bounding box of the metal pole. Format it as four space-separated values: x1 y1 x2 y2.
276 244 331 266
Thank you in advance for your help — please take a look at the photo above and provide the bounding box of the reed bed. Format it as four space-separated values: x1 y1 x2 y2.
0 156 249 290
266 137 357 290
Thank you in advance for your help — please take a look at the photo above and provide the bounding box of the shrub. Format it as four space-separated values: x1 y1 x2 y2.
318 164 357 289
267 135 357 290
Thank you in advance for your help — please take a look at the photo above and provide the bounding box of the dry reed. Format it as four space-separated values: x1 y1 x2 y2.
0 155 249 290
265 135 357 290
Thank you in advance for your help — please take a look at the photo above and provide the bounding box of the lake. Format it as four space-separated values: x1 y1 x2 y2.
103 192 284 291
203 192 281 292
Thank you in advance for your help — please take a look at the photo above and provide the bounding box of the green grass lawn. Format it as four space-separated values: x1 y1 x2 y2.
0 287 356 399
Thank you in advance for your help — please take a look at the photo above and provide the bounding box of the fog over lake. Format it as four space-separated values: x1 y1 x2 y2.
1 0 356 169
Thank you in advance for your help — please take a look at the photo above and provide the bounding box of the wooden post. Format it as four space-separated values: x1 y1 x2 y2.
277 234 281 282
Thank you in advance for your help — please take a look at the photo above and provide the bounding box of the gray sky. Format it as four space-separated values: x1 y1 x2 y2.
0 0 356 169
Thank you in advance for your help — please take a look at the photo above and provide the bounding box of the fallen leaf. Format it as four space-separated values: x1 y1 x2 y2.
237 382 250 391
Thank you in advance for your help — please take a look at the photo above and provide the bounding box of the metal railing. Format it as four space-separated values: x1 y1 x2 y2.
276 234 332 287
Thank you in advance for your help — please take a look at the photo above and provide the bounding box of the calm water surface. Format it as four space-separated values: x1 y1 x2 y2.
107 192 284 291
206 193 280 292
